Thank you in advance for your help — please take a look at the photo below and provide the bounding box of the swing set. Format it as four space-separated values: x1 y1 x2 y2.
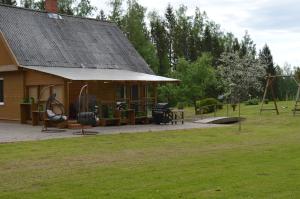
260 74 300 116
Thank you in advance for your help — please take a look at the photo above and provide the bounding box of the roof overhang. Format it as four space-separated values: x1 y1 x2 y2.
20 66 180 82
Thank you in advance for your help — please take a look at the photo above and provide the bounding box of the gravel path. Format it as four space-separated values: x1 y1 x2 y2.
0 121 222 143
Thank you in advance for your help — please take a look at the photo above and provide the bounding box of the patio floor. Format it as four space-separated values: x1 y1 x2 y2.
0 121 223 143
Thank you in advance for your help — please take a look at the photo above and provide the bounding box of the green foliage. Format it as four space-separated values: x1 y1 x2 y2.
0 0 16 5
259 44 278 98
177 102 186 109
245 98 259 106
275 64 298 100
196 98 222 113
149 11 170 76
74 0 96 17
122 0 159 73
158 53 217 105
108 0 123 27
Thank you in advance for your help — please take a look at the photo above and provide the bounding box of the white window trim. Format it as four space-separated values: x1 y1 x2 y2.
0 78 3 105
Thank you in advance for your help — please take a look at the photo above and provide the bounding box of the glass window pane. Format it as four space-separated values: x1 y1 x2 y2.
0 80 3 102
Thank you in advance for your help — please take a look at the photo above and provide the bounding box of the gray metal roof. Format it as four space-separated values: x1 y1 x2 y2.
0 4 154 74
21 66 179 82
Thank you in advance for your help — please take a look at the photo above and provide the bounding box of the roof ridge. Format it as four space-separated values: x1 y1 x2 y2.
0 3 114 25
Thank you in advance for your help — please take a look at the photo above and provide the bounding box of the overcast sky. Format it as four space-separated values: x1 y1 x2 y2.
89 0 300 67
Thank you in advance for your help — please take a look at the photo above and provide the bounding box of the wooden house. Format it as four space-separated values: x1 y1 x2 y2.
0 1 178 125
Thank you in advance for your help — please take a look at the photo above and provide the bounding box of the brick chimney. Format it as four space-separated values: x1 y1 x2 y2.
45 0 58 13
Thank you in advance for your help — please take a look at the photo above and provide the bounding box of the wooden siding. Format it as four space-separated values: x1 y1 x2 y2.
0 32 18 70
0 71 24 120
25 70 65 86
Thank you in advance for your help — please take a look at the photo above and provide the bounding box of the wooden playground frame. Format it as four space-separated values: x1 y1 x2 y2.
260 74 300 116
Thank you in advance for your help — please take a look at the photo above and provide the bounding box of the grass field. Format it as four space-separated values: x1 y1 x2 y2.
1 101 300 198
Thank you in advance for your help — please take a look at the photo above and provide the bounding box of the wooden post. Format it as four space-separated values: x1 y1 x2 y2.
238 99 241 132
153 82 158 105
260 75 279 115
293 85 300 116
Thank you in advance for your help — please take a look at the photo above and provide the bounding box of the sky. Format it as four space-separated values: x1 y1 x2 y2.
89 0 300 67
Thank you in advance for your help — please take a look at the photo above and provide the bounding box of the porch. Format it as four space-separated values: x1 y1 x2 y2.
19 67 180 127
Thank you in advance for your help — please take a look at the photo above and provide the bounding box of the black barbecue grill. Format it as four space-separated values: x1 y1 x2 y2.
152 103 172 124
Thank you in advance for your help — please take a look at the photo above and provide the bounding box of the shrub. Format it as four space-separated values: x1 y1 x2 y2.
245 98 259 106
177 102 185 109
196 98 223 114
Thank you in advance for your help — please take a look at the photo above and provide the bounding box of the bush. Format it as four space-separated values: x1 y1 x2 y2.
245 98 259 106
196 98 223 114
177 102 186 109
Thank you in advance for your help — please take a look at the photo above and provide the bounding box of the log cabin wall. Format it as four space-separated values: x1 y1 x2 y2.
0 71 24 121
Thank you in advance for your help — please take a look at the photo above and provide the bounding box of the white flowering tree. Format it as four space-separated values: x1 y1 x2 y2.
218 52 266 130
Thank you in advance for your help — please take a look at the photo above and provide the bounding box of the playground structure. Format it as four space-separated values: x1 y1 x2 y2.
260 74 300 116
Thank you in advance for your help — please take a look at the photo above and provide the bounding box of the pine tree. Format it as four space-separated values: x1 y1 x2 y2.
259 44 277 98
188 8 204 61
239 31 256 57
149 12 170 75
202 25 212 52
96 9 107 21
165 4 176 66
259 44 276 75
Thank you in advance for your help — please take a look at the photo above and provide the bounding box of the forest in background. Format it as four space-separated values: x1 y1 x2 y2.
1 0 300 107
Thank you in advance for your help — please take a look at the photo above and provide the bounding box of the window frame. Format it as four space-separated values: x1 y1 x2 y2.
0 78 4 105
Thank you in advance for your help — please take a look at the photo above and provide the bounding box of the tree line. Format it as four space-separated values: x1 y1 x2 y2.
1 0 299 105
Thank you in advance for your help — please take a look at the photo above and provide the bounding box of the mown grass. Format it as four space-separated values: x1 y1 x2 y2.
1 101 300 198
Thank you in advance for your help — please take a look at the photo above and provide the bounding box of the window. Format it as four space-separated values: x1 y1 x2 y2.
131 85 139 101
116 85 126 101
0 78 3 105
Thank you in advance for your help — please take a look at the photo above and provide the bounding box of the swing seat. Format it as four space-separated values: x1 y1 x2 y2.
42 94 68 132
78 112 99 127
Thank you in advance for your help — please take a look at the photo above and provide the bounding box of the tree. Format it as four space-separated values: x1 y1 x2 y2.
188 7 205 62
0 0 16 5
239 31 256 57
108 0 123 27
58 0 75 15
159 53 217 107
20 0 35 8
165 4 176 66
74 0 96 17
122 0 159 73
96 9 107 20
173 5 191 61
259 44 276 75
218 52 265 102
218 52 265 130
259 44 278 98
149 11 170 75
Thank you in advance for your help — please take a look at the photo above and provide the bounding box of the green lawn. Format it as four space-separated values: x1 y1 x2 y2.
1 101 300 199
